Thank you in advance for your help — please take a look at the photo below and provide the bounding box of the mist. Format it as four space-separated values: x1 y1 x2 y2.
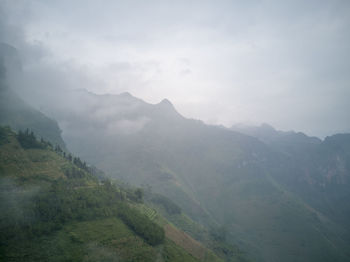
1 0 350 137
2 3 350 261
0 178 40 228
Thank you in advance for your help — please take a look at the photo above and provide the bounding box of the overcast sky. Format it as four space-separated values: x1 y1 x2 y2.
1 0 349 137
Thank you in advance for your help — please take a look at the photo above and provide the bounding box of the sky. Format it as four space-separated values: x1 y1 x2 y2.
1 0 350 137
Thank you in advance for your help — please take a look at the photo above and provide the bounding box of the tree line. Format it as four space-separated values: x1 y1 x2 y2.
17 128 95 175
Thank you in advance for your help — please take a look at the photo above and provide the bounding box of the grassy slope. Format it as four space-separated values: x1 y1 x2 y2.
142 194 249 262
0 127 204 262
0 130 69 182
131 202 223 262
5 217 201 262
164 224 220 262
203 170 350 262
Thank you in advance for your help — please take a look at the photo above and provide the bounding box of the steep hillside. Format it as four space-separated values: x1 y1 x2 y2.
0 43 66 149
40 90 350 262
0 126 225 262
231 124 350 232
0 88 66 150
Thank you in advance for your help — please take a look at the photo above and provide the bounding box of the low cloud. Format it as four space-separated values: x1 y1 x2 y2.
107 117 150 135
0 178 40 227
1 0 349 137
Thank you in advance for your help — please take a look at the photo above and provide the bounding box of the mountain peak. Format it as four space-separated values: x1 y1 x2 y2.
119 91 133 98
260 123 276 131
157 98 177 112
154 98 183 118
159 98 173 106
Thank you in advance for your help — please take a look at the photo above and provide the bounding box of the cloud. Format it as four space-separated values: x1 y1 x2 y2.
0 0 349 137
0 178 40 227
107 117 150 135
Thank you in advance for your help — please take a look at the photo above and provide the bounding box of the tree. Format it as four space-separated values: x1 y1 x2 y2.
135 188 143 202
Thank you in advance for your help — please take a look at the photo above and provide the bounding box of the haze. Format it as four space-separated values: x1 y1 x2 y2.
1 0 349 138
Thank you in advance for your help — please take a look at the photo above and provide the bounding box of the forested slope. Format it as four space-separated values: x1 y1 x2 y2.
0 126 226 262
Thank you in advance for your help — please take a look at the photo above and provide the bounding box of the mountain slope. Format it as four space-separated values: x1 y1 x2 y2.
0 87 66 149
0 126 223 262
40 90 350 262
0 43 66 149
231 124 350 232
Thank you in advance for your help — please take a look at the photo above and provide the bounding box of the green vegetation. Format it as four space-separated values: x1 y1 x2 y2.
118 204 165 245
17 128 46 149
132 203 158 222
2 218 157 262
163 239 198 262
147 196 249 262
0 126 204 262
150 193 182 215
0 125 9 145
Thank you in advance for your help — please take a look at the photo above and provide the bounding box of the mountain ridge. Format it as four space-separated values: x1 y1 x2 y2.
33 89 350 262
2 45 350 261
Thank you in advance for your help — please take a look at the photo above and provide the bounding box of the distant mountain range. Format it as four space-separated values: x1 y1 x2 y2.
232 123 350 231
36 89 350 262
1 42 350 262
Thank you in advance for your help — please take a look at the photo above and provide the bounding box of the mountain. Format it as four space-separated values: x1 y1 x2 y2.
0 43 66 149
232 124 350 232
0 42 22 81
38 90 350 262
231 123 322 153
2 44 349 261
0 126 231 262
0 45 247 262
0 87 66 149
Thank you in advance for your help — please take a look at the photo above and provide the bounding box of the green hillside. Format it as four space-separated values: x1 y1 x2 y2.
0 126 220 262
143 192 250 262
54 91 350 262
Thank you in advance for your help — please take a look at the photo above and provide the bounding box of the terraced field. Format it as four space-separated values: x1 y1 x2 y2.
140 205 157 221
